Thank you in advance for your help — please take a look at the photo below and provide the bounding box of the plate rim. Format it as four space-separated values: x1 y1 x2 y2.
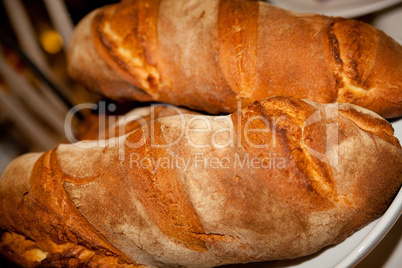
269 0 402 18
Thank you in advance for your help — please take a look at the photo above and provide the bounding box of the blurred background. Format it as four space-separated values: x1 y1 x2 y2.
0 0 120 174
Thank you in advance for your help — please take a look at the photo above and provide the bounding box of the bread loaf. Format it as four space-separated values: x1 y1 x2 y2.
67 0 402 118
75 104 199 141
1 96 401 267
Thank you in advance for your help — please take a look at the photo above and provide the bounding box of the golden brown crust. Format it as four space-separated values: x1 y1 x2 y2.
338 107 400 146
92 0 162 95
0 151 141 267
67 9 152 102
68 0 402 118
217 0 259 100
0 231 142 268
1 97 401 267
125 125 227 252
334 18 402 118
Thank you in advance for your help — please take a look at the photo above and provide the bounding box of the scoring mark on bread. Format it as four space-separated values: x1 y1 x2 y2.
125 122 227 251
259 97 337 203
94 3 161 96
338 106 400 147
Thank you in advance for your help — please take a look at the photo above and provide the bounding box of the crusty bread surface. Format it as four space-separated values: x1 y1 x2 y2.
0 97 401 267
68 0 402 118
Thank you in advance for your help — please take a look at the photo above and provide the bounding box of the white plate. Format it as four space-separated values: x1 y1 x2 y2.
372 3 402 44
269 0 402 18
